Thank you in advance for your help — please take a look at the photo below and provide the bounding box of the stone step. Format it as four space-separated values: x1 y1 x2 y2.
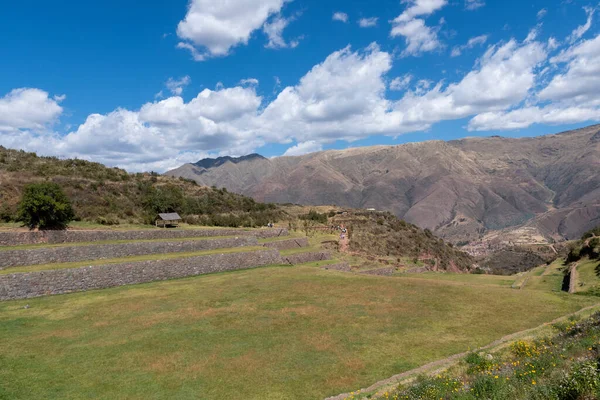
0 228 289 247
0 237 260 270
0 250 282 301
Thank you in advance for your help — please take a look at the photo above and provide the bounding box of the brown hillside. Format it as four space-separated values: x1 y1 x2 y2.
166 125 600 243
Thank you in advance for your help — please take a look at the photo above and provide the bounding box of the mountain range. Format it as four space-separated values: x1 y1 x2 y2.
166 125 600 244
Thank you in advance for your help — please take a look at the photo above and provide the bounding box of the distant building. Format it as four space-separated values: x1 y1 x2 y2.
366 208 377 212
156 213 182 228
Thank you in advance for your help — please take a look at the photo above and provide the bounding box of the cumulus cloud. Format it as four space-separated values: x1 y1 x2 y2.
359 17 378 28
451 34 488 57
333 12 349 23
469 33 600 131
282 140 323 156
0 88 64 133
8 31 600 171
465 0 485 10
176 0 288 60
391 0 447 56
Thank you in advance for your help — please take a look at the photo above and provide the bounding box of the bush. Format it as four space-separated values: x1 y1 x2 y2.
554 361 600 400
17 183 75 230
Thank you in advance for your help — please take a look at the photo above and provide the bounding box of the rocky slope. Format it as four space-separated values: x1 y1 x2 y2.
166 125 600 243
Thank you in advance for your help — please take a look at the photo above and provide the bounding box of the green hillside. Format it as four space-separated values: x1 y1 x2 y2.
0 146 282 227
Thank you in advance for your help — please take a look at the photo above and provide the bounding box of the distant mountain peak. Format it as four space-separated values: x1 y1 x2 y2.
193 153 266 169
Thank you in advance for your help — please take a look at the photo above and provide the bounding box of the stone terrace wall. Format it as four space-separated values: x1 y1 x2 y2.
321 263 352 272
0 237 259 269
263 237 309 251
282 251 331 265
0 250 282 301
0 228 288 247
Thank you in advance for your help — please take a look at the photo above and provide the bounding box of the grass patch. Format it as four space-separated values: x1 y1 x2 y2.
0 246 266 275
576 258 600 295
0 266 596 400
523 259 566 292
397 272 516 287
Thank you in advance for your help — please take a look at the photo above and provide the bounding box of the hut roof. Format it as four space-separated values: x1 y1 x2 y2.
157 213 182 221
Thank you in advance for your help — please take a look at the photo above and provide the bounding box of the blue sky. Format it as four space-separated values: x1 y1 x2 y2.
1 0 599 171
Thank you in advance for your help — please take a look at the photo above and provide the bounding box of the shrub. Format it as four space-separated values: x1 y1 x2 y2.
554 361 600 400
17 183 75 230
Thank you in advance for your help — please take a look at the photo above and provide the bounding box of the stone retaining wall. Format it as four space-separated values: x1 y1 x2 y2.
0 237 259 269
0 250 282 301
282 251 331 265
262 237 309 250
0 228 288 247
360 267 396 276
321 263 352 272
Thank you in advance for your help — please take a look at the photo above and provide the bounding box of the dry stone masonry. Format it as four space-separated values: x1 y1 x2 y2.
0 250 283 301
282 252 331 265
0 237 259 269
263 237 309 250
0 228 288 247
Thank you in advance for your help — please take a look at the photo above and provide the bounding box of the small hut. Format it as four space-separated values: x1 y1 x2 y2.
156 213 182 228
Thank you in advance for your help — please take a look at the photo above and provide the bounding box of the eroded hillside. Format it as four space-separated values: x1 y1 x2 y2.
167 125 600 243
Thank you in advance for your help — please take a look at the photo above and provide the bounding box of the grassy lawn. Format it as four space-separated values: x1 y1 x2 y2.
524 259 566 292
397 272 516 287
575 258 600 294
0 246 266 275
0 266 596 400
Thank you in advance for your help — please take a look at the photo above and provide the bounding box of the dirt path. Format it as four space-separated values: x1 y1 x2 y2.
325 303 600 400
339 234 349 253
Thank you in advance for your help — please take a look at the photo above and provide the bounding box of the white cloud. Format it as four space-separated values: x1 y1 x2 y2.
0 88 64 133
359 17 378 28
465 0 485 10
451 34 488 57
240 78 259 86
391 0 447 56
390 74 413 91
9 32 600 170
469 33 600 131
568 6 596 44
332 12 349 23
540 34 600 103
468 105 600 131
176 0 288 60
282 140 323 156
165 76 191 96
263 14 300 49
537 8 547 20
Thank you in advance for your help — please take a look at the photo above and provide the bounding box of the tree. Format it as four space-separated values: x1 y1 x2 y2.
17 183 75 230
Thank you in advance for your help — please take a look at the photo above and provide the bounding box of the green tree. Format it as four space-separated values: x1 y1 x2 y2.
17 183 75 230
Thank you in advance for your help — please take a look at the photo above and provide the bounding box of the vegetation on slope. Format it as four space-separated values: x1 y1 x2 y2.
567 226 600 264
0 146 283 227
370 313 600 400
337 211 475 271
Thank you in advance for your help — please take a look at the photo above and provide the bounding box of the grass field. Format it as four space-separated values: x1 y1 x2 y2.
522 259 565 292
575 258 600 294
0 265 596 400
397 272 516 287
